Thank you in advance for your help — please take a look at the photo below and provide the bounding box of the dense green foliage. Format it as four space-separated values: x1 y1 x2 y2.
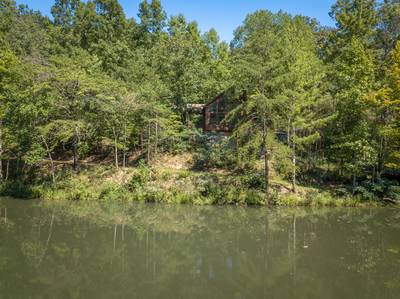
0 0 399 204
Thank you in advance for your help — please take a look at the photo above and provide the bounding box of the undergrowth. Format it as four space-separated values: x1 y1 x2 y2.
0 163 393 207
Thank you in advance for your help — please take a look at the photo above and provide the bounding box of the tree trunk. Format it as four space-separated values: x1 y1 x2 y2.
155 119 159 158
377 136 385 179
0 124 3 182
140 132 144 151
264 147 270 195
123 123 127 168
352 173 357 195
262 114 269 196
147 125 151 163
5 159 9 181
292 127 297 193
16 157 20 177
41 136 55 184
72 134 78 172
113 128 119 169
372 165 376 184
115 140 119 169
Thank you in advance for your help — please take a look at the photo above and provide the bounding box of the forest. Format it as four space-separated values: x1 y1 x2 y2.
0 0 399 205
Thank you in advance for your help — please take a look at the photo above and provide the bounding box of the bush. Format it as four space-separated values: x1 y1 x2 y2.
128 160 152 190
0 181 41 199
352 179 400 201
99 183 130 201
238 173 265 189
193 135 235 170
272 142 292 179
387 185 400 201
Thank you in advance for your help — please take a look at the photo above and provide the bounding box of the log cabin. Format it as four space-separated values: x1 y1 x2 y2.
202 93 235 132
186 91 238 133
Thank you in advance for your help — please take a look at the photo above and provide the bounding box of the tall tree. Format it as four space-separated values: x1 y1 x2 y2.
327 0 379 189
230 12 328 194
368 41 400 174
279 17 328 192
376 0 400 58
51 0 80 28
138 0 166 34
330 0 377 40
0 49 18 180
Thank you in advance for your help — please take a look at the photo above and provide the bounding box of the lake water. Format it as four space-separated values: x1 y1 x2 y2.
0 198 399 299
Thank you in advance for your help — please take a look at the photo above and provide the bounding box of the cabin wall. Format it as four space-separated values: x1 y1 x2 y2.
203 96 232 132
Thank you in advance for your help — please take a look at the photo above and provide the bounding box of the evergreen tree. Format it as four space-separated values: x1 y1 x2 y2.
230 12 329 193
376 0 400 57
369 41 400 174
51 0 80 28
330 0 377 40
327 0 379 189
138 0 166 34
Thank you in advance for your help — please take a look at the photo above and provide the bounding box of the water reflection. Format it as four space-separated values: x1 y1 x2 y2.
0 199 399 299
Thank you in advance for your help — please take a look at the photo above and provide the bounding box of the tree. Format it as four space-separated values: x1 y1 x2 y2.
376 0 400 58
278 17 328 192
1 1 54 57
138 0 166 34
229 93 279 195
51 0 81 47
368 41 400 174
51 0 80 28
330 0 377 41
94 0 126 40
230 11 282 195
135 81 186 163
46 52 102 171
230 12 328 193
93 92 138 169
0 49 18 181
327 0 379 189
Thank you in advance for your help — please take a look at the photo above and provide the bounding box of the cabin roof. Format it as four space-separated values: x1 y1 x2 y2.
204 92 225 108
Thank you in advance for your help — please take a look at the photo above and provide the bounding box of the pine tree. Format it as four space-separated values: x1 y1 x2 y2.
51 0 80 28
138 0 166 34
230 12 329 194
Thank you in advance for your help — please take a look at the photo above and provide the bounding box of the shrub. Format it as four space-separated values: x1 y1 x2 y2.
193 135 235 170
0 181 41 199
128 160 152 190
99 183 130 201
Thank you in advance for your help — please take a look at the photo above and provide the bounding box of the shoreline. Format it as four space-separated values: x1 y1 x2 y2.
0 164 395 208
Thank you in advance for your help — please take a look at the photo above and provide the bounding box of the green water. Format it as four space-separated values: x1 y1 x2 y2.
0 199 399 299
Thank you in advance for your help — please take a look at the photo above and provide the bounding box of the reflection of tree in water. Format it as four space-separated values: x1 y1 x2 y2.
0 200 400 298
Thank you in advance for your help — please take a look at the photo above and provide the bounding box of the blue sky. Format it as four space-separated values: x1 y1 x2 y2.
16 0 336 42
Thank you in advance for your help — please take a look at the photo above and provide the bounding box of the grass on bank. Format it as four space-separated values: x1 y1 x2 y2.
0 157 393 207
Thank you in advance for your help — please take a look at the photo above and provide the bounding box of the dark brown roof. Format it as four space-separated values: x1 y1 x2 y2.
204 92 225 108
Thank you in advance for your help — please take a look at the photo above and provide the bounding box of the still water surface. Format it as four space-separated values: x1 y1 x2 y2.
0 198 399 299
